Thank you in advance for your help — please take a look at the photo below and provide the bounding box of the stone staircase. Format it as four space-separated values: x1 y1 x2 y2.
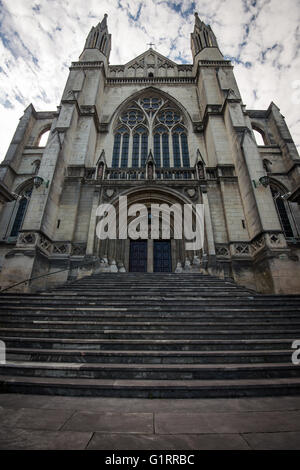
0 272 300 398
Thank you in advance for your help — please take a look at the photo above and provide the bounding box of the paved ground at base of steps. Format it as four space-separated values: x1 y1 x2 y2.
0 393 300 450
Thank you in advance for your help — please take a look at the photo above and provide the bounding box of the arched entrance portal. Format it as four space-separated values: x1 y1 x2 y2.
97 187 203 273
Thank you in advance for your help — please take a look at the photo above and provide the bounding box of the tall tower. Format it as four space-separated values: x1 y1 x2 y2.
80 13 111 63
191 13 223 61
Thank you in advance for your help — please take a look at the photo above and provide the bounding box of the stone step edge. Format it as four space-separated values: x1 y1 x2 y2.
6 347 293 356
1 327 300 334
1 374 300 389
3 320 300 327
1 336 296 344
1 361 299 371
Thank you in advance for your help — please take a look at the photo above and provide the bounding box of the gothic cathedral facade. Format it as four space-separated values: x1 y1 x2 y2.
0 13 300 294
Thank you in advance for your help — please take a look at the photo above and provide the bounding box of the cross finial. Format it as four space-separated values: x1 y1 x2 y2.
147 42 155 48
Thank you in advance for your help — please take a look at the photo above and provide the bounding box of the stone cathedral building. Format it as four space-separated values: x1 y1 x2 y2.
0 13 300 294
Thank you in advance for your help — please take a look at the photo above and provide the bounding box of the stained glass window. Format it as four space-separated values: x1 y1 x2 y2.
132 133 140 168
158 109 180 127
113 96 190 170
181 133 190 167
162 133 170 167
141 133 148 167
112 132 121 168
120 132 129 167
140 97 162 115
172 133 181 167
154 133 161 167
121 110 144 127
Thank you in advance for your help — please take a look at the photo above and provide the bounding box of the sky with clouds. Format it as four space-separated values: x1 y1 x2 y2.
0 0 299 162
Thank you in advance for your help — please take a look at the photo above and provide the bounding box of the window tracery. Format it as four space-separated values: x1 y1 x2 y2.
112 95 190 168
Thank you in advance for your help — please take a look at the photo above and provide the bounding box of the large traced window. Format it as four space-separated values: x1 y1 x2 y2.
112 94 190 168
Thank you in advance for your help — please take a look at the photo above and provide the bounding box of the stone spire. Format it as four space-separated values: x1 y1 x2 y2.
80 13 111 62
191 12 223 60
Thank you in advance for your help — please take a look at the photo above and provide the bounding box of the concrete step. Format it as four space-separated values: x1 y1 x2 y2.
1 271 300 398
2 374 300 398
1 336 296 351
1 361 300 380
1 327 299 339
2 320 300 331
1 313 300 323
6 347 293 364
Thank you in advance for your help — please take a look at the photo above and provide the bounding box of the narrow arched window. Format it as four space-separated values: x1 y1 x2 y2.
181 133 190 167
162 133 170 167
132 126 148 167
141 132 148 167
10 187 33 237
132 133 139 168
172 126 190 168
271 187 294 238
120 132 129 167
153 126 169 168
112 127 129 168
154 133 161 167
172 132 180 168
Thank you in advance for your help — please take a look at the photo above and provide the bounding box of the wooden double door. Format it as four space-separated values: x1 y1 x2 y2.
129 240 172 272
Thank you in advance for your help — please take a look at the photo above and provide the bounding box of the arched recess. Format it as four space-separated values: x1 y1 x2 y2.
37 127 51 147
96 186 205 272
251 123 268 146
269 178 299 239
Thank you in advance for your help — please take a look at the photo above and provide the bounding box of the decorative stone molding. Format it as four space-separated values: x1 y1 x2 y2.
265 232 286 249
17 232 37 246
231 243 251 257
52 243 71 255
251 234 265 255
215 244 230 258
17 232 52 255
250 232 287 256
106 77 195 85
71 244 87 257
38 234 52 254
70 61 104 69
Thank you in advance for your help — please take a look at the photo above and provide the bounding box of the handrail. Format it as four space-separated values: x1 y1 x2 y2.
0 259 98 294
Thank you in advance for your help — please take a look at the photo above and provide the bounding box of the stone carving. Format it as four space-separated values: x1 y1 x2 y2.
187 189 196 198
106 189 114 198
71 244 86 256
110 259 118 272
118 263 126 273
216 245 230 258
251 234 265 255
175 262 183 273
38 235 52 253
233 243 250 255
18 232 37 245
52 243 70 255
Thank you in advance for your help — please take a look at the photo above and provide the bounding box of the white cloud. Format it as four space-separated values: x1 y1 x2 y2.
0 0 299 162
